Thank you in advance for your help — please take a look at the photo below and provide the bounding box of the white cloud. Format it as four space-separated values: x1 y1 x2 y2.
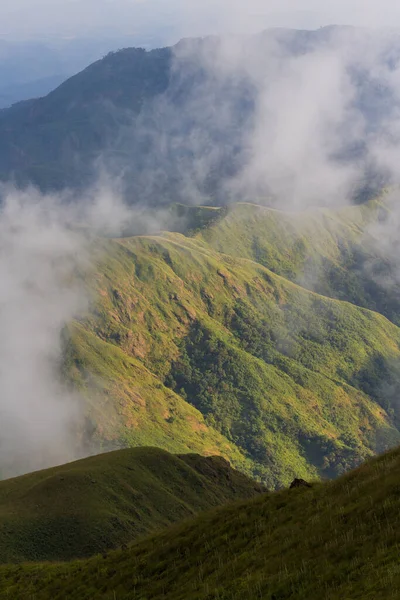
0 181 143 478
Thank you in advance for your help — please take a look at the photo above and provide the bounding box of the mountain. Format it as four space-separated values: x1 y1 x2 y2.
0 36 160 109
196 199 400 325
0 45 173 191
0 26 396 201
50 197 400 490
0 447 264 563
3 444 400 599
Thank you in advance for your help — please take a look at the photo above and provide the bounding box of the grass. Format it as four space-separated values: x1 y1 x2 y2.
0 447 265 563
63 199 400 488
4 446 400 598
196 198 400 324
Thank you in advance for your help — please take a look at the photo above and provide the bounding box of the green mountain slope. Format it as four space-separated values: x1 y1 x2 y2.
4 446 400 599
62 200 400 488
0 447 264 563
196 198 400 324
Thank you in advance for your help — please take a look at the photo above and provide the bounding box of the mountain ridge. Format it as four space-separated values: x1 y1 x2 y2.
55 198 400 489
0 26 394 201
0 446 265 563
3 443 400 599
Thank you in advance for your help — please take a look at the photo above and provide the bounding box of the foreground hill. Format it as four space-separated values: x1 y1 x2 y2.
0 447 264 563
3 446 400 599
57 198 400 489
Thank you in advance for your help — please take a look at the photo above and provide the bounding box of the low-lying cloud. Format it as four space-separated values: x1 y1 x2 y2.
0 178 193 478
0 182 148 478
121 27 400 209
0 187 85 477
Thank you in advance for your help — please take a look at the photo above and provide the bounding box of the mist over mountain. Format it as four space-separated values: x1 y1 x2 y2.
5 26 400 480
0 26 400 206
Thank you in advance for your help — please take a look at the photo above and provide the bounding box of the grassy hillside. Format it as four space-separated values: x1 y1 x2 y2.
0 447 264 563
4 446 400 598
62 321 249 474
194 198 400 323
61 199 400 488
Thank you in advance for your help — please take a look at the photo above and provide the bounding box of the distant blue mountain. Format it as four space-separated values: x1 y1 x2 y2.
0 27 395 204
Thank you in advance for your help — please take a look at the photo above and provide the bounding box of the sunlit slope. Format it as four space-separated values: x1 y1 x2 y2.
63 322 248 471
4 446 400 599
0 447 264 563
195 198 400 325
65 211 400 487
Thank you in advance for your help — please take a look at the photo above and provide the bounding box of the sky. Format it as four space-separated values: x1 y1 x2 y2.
3 0 400 42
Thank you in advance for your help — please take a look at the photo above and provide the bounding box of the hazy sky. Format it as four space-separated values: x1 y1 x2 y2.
3 0 400 42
